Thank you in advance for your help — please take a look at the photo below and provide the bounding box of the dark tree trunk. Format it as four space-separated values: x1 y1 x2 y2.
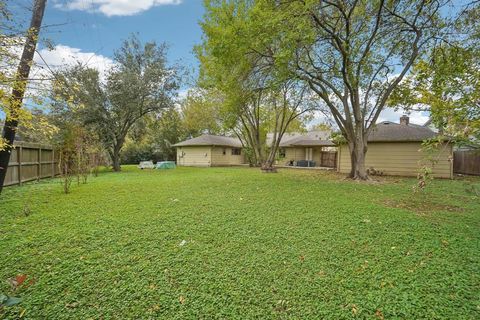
111 146 122 172
0 0 47 194
262 154 277 172
262 136 281 171
348 137 369 180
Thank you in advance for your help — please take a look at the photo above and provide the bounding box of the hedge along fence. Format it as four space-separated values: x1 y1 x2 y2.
3 142 60 187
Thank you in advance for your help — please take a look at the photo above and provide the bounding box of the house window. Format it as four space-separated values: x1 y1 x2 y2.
279 148 286 158
231 148 241 155
222 148 226 155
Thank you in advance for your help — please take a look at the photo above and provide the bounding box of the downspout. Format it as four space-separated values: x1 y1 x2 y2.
337 145 341 172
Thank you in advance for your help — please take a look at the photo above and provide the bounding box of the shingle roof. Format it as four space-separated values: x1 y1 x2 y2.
173 134 243 148
268 130 331 145
368 121 437 142
279 135 335 147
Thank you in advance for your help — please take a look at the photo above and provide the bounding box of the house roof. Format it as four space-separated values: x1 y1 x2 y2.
269 130 331 146
279 135 335 147
173 134 243 148
368 121 437 142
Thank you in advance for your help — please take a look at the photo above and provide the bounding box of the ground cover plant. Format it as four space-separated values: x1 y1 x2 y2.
0 167 479 319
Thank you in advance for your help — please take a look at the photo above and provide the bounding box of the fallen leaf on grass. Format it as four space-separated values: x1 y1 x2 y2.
0 294 22 307
150 304 161 311
65 302 79 309
375 309 384 319
274 300 290 313
179 296 185 304
351 304 358 315
7 274 27 291
17 274 27 286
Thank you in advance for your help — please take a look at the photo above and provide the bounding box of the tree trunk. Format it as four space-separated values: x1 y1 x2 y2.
110 134 126 172
348 137 369 180
111 147 121 172
262 153 276 171
252 128 263 166
263 137 280 171
0 0 47 194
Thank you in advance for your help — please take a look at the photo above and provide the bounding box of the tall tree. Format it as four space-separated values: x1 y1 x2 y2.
0 0 47 193
104 36 179 171
225 82 315 168
150 108 187 161
197 2 316 169
52 35 179 171
390 2 480 148
200 0 448 179
181 88 223 136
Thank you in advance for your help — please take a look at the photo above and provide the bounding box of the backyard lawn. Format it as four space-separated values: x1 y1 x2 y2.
0 166 479 319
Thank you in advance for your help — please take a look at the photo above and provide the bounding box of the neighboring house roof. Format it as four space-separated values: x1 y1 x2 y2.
368 121 437 142
268 130 331 146
279 135 335 147
173 134 243 148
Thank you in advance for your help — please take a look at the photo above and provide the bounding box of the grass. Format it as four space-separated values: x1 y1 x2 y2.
0 166 479 319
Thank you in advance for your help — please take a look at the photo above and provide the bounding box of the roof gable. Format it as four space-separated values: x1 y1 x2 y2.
173 134 242 148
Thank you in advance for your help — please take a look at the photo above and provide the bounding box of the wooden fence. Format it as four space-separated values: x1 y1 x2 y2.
3 142 60 187
453 150 480 176
320 151 337 168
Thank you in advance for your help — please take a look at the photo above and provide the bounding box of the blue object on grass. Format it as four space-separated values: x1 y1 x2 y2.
156 161 176 169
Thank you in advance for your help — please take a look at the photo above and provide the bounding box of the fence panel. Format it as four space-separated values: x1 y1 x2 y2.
320 151 337 168
3 142 58 187
453 150 480 176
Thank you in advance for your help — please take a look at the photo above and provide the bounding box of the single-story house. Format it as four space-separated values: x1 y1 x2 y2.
173 134 246 167
337 116 453 178
279 135 337 168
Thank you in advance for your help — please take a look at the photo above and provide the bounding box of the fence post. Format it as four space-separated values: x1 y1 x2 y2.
52 149 55 178
38 147 41 181
18 145 23 186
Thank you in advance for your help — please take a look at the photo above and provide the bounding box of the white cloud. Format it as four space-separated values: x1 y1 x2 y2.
34 45 114 80
54 0 182 17
3 39 114 82
1 43 114 102
1 42 114 118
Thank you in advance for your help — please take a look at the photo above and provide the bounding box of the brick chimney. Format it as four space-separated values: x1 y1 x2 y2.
400 115 409 125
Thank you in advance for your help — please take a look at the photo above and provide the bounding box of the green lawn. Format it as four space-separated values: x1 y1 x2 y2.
0 166 479 319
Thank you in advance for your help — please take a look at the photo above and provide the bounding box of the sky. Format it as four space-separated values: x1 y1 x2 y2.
12 0 204 78
7 0 432 126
